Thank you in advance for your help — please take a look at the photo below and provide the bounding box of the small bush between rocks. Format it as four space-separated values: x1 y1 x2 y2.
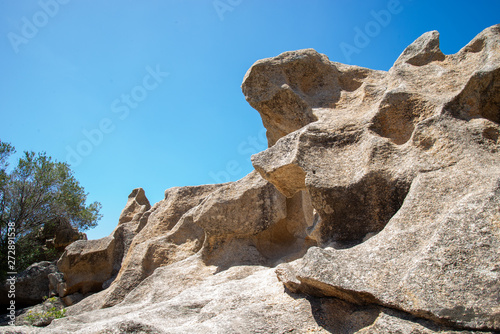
23 296 67 327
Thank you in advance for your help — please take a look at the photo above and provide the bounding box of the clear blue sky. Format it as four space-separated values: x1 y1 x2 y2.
1 0 498 240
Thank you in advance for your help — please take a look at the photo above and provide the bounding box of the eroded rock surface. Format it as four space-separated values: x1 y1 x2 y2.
118 188 151 225
3 25 499 334
81 183 223 309
56 188 150 297
250 25 500 331
0 261 57 307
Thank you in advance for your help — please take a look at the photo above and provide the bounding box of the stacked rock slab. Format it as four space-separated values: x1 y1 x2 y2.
4 25 499 333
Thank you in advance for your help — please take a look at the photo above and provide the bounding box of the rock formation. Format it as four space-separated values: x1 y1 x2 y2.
2 24 499 333
44 218 87 252
55 188 150 299
249 26 500 331
0 262 57 307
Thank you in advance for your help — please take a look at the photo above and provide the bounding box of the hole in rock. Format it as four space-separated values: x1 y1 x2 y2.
447 67 500 124
338 68 369 92
483 126 499 142
253 190 316 263
202 190 317 272
283 59 341 108
307 296 381 334
462 37 485 53
308 171 411 248
369 92 436 145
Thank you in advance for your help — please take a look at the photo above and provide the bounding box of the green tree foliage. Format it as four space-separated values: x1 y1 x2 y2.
0 140 101 277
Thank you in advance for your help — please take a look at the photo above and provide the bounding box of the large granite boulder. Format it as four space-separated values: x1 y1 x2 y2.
56 188 150 297
0 261 57 307
66 171 312 314
248 25 500 331
2 25 499 334
76 183 224 310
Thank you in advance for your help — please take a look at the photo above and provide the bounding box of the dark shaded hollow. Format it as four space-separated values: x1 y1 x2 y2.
308 171 411 248
369 91 436 145
307 296 381 334
446 67 500 124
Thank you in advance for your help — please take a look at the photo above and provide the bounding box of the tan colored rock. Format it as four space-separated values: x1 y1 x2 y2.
69 183 224 310
252 25 500 331
192 171 286 237
61 292 84 307
241 48 387 147
393 30 445 67
5 259 482 333
57 236 115 296
57 188 149 296
118 187 150 225
70 172 301 312
241 49 326 146
65 171 315 315
5 25 499 334
192 171 316 269
251 190 316 262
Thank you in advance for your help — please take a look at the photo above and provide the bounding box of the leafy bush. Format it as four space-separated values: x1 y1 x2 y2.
23 296 67 327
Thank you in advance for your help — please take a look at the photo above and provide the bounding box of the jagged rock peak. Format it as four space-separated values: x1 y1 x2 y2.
118 187 151 225
393 30 445 66
243 24 500 149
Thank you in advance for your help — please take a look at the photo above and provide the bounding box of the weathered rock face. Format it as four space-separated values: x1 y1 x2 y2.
249 24 500 331
56 188 149 297
118 188 151 225
3 25 499 334
66 171 314 314
192 171 286 237
80 183 224 310
1 261 57 307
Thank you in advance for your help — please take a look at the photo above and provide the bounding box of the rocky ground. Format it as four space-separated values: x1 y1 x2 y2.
1 24 499 333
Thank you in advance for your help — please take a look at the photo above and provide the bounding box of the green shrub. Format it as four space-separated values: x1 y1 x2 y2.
24 296 67 327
